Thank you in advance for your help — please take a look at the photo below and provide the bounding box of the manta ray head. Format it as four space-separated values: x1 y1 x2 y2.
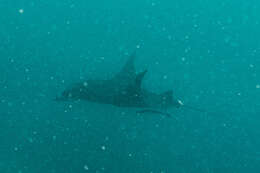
55 89 77 101
55 83 86 101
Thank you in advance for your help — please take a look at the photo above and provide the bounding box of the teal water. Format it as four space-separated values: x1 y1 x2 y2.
1 0 260 172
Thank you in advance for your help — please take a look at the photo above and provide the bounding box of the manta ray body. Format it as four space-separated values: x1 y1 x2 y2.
56 53 183 115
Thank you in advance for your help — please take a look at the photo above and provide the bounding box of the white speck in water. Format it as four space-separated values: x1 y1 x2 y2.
28 137 33 143
52 136 57 140
178 100 184 106
237 92 241 96
181 57 186 61
19 9 24 14
162 27 166 31
249 64 254 68
14 147 18 151
8 102 13 107
101 145 106 150
84 165 89 170
163 75 168 79
136 45 140 49
256 84 260 89
83 82 88 87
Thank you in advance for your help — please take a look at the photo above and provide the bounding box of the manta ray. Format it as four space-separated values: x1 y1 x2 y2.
56 52 205 117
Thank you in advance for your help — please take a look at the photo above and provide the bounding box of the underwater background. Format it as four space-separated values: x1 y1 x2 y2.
1 0 260 172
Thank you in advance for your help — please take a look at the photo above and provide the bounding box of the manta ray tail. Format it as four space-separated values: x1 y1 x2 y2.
181 104 214 115
136 109 171 117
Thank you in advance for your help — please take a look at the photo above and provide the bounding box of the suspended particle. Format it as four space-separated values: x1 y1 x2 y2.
19 9 24 14
84 165 89 171
101 145 106 150
163 75 168 79
83 82 88 87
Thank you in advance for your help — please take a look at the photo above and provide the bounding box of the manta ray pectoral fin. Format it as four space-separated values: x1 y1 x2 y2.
116 51 137 79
